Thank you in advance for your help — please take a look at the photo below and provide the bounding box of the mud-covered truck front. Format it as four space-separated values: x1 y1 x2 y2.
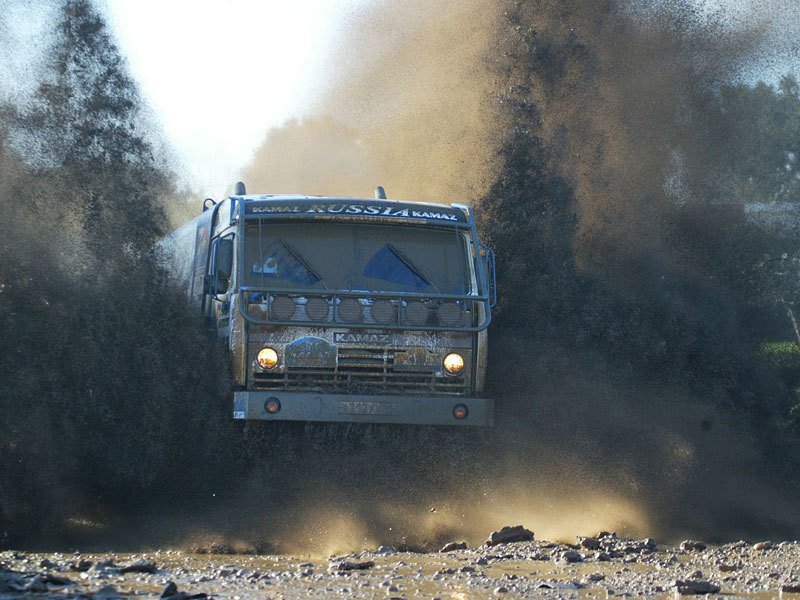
160 184 496 426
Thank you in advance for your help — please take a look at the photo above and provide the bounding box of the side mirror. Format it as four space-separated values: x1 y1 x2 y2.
210 237 234 297
479 243 497 309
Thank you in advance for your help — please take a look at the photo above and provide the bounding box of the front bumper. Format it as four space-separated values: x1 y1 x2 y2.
233 391 494 426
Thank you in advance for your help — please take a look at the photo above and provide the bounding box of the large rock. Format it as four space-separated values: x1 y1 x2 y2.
120 560 158 574
675 579 721 595
336 561 375 572
752 541 772 551
9 575 48 593
440 542 467 553
578 537 600 550
680 540 707 552
559 550 582 563
160 581 208 600
42 574 73 588
485 525 534 547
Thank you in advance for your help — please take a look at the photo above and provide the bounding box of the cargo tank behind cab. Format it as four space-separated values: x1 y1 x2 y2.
160 184 496 426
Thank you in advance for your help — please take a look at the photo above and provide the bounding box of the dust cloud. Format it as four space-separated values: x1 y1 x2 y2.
242 0 498 203
226 0 800 553
4 0 800 552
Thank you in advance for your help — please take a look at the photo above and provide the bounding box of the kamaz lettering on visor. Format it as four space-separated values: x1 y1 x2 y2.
245 200 466 223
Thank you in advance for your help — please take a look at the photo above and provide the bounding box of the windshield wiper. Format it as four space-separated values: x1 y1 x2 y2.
280 240 329 290
387 243 440 293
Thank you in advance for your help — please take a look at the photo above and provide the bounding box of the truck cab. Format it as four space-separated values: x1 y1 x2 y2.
160 185 495 426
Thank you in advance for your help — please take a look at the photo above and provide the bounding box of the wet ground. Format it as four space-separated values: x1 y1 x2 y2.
2 531 800 599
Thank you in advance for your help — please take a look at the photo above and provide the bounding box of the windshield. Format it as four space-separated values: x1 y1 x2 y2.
244 221 470 294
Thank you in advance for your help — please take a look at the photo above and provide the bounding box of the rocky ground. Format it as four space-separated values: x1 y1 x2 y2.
2 529 800 599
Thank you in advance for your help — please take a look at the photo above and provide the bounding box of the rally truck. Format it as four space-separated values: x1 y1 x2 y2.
159 183 495 426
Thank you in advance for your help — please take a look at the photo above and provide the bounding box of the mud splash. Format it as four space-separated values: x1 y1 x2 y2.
242 0 498 203
227 0 800 554
4 0 800 552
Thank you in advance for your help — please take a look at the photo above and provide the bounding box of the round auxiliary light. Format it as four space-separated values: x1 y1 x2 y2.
256 347 279 370
443 352 465 375
371 299 395 325
265 397 281 414
404 300 430 326
270 295 295 321
306 297 329 321
437 302 463 327
453 403 469 420
338 298 362 323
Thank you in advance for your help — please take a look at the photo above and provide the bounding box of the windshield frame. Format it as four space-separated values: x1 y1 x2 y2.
242 219 471 296
234 200 492 332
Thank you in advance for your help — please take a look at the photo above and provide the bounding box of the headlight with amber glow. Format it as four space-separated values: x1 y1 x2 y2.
443 352 464 375
256 347 278 370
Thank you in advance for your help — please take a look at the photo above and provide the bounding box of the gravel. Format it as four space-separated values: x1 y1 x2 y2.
2 531 800 598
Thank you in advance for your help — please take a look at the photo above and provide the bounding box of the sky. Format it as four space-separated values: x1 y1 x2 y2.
104 0 799 202
103 0 368 199
1 0 797 203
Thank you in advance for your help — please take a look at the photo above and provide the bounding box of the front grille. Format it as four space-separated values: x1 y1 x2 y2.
252 347 467 395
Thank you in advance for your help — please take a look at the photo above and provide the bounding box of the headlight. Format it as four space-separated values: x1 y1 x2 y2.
443 353 464 375
256 347 278 370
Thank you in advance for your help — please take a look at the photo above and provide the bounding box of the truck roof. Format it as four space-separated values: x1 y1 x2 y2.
235 193 454 206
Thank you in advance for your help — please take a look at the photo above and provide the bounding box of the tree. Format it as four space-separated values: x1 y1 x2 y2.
0 1 236 546
17 0 171 259
707 77 800 206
